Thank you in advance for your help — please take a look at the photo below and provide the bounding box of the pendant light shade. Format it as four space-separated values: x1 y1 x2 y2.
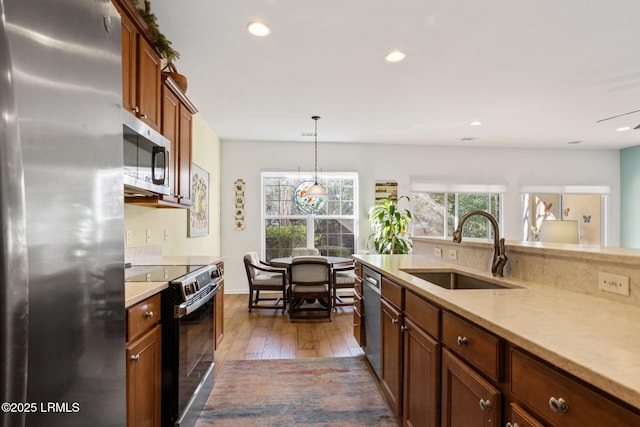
309 115 327 197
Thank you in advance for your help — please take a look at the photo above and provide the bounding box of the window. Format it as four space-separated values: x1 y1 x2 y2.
411 183 504 239
263 172 358 260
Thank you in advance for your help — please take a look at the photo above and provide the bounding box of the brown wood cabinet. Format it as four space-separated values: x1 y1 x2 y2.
441 348 501 427
361 265 640 426
510 348 640 427
126 295 162 427
505 403 544 427
215 278 224 349
403 316 440 427
353 262 364 346
380 297 403 415
114 0 161 132
160 76 197 207
402 290 441 427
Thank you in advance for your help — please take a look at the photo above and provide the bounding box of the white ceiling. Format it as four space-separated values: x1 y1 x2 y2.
150 0 640 149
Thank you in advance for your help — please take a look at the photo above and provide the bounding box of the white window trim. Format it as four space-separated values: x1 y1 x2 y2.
261 171 359 258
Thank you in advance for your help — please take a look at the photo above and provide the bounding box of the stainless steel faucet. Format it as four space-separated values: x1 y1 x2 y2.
452 210 507 277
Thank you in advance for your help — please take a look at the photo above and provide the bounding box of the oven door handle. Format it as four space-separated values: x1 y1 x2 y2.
174 283 219 318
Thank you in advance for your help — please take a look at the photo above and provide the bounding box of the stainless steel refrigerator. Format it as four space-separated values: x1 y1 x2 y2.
0 0 126 426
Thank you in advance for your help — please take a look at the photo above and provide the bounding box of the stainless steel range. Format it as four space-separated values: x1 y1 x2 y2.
161 263 223 427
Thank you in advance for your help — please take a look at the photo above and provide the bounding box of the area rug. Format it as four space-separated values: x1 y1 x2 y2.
196 356 399 427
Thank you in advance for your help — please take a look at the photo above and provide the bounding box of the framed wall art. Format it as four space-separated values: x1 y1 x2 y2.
188 163 209 237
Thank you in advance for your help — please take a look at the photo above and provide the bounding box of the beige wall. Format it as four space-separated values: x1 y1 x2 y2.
124 114 221 257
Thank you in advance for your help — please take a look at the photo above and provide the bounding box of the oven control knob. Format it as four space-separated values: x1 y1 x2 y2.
184 283 194 295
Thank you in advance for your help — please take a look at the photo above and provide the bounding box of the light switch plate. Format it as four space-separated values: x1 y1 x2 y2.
146 229 152 244
125 230 131 245
434 247 442 258
598 272 630 296
448 249 457 260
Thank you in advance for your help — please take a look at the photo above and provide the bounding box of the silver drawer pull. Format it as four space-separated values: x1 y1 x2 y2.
457 336 469 346
506 423 519 427
549 396 569 413
391 318 398 324
478 399 492 410
130 354 140 363
144 311 154 319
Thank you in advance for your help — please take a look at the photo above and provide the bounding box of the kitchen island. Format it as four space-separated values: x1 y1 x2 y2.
354 253 640 425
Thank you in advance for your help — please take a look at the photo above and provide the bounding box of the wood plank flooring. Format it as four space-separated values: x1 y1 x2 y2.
214 293 364 377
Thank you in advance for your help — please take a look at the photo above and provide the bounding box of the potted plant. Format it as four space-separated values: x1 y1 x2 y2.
132 0 187 92
367 195 412 254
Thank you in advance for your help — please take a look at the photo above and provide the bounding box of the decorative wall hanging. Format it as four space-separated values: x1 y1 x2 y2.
375 181 398 202
234 179 245 230
188 163 209 237
294 180 327 214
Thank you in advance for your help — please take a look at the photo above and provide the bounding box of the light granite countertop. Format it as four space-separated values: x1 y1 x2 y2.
354 253 640 409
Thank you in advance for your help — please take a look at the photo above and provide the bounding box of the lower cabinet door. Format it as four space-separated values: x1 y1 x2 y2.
403 317 440 427
441 348 501 427
126 324 161 427
506 402 544 427
380 298 403 416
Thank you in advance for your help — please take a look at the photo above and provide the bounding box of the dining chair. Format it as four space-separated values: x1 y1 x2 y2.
332 262 356 310
243 252 287 313
291 247 320 257
287 256 332 321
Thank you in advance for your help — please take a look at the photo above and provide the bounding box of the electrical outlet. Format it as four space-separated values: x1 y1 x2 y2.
146 229 152 244
434 247 442 258
164 228 169 241
598 272 630 296
448 249 457 260
125 230 131 245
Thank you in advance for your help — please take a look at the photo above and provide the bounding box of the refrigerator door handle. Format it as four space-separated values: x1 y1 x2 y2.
0 0 30 424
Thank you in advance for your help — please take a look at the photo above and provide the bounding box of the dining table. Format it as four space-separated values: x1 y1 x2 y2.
269 256 354 269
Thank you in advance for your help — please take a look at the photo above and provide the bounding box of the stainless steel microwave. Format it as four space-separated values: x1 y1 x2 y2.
123 113 170 196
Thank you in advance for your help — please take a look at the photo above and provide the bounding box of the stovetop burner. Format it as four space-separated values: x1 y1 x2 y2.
125 265 205 283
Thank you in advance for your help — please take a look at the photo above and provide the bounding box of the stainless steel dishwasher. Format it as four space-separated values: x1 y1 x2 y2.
362 266 382 379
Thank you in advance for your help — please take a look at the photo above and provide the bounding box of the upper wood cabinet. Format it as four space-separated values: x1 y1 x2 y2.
161 76 197 207
114 0 161 132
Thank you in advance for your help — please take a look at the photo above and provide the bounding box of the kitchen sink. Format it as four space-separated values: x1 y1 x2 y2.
401 270 519 290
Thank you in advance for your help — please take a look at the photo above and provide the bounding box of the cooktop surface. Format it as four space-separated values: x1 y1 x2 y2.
125 265 205 283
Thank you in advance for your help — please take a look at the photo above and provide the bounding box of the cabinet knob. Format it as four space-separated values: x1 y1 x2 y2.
144 311 154 319
132 106 139 113
478 399 492 410
549 396 569 413
457 336 469 346
140 113 147 119
353 323 358 327
130 354 140 363
506 423 519 427
391 318 399 324
401 325 408 332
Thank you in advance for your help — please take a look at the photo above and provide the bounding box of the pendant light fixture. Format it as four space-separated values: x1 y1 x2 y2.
306 115 328 198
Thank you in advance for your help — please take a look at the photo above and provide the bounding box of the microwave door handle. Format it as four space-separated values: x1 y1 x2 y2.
151 146 167 185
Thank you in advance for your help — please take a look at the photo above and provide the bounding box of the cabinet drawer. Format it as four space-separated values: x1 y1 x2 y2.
355 262 363 278
353 310 364 347
381 276 403 310
127 293 161 342
404 290 439 339
354 291 363 314
511 348 640 427
442 311 502 381
354 276 363 296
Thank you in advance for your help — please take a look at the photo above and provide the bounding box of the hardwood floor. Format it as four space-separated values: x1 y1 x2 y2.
214 293 364 377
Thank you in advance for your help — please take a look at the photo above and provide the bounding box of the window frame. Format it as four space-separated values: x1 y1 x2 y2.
410 182 505 240
261 171 359 260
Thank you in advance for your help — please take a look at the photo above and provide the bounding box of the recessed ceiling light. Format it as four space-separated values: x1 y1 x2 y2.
247 21 270 37
385 51 406 63
469 121 482 126
617 126 632 132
